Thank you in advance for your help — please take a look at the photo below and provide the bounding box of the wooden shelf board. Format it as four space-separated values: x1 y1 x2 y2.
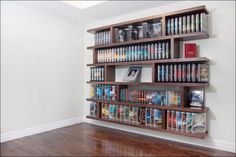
86 116 207 139
86 81 209 87
87 32 208 49
87 57 209 67
86 98 208 113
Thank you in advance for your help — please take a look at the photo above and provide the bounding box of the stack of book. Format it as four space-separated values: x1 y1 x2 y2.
114 22 162 42
167 110 206 133
120 89 181 107
101 103 162 127
97 41 170 63
95 31 111 45
90 67 104 81
167 12 207 35
92 85 116 100
156 63 209 82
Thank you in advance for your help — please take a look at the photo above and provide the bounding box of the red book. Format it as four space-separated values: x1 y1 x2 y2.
184 43 197 58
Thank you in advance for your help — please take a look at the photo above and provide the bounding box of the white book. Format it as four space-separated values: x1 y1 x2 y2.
183 16 186 34
191 14 195 32
187 15 191 33
200 13 207 32
179 17 182 34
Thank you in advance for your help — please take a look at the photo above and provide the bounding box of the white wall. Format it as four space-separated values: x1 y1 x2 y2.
1 2 84 134
83 1 235 152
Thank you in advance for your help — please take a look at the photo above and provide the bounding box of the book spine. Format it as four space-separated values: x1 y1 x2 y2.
179 16 182 34
175 17 178 35
183 16 186 34
187 15 191 33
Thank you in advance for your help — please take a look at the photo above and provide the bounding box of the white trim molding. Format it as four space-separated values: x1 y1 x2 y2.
84 118 235 153
1 117 83 143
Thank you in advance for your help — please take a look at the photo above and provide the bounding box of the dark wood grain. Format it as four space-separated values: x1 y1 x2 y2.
87 57 209 67
86 98 209 113
86 81 209 87
2 123 233 156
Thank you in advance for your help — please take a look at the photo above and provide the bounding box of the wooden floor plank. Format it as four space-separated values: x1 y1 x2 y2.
1 123 235 156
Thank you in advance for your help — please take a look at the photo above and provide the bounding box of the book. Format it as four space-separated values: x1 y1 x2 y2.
198 63 209 82
109 104 114 119
139 108 146 124
120 105 125 121
129 106 135 123
124 106 130 122
176 111 182 131
90 102 97 117
184 43 197 58
171 110 176 130
152 22 162 37
154 109 162 128
142 22 152 38
189 90 204 107
186 112 193 133
145 108 151 125
150 109 155 126
200 13 207 32
181 112 186 132
192 113 206 133
167 110 171 129
113 105 118 120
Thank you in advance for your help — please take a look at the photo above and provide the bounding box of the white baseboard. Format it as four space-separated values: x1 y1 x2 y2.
84 118 235 153
1 117 83 143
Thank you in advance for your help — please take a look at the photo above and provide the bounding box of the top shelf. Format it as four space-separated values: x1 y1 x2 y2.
87 5 208 34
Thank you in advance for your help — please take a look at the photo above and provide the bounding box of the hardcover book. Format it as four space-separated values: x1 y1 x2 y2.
184 43 197 58
154 109 162 128
176 111 182 131
186 112 193 133
189 90 204 107
192 113 207 133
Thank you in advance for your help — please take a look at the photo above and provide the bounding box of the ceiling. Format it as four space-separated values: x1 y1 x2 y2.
16 1 178 24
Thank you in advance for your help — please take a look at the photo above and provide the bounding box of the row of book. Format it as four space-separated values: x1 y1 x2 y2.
101 103 162 127
92 85 117 100
120 89 181 107
95 31 111 46
90 67 104 81
167 110 206 133
114 22 162 42
157 63 209 82
97 42 170 63
167 13 207 35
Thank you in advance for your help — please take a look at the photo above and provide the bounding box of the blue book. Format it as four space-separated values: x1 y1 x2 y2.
176 111 182 131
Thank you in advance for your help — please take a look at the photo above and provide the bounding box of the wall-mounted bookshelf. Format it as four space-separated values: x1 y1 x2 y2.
86 5 209 139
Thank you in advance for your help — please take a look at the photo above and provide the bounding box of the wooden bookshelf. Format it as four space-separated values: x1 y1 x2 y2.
86 5 209 139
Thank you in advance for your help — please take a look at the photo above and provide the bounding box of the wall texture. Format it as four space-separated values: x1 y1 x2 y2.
83 1 235 152
1 2 84 134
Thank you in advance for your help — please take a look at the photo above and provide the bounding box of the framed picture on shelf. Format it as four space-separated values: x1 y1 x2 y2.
123 66 142 82
189 89 204 107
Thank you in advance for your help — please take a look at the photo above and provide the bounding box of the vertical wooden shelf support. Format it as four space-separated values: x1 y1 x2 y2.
105 65 116 82
171 38 180 59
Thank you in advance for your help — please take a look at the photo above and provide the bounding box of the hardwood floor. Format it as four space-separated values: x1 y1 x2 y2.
1 123 235 156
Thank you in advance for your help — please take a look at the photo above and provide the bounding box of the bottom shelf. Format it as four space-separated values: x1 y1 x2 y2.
86 115 208 139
